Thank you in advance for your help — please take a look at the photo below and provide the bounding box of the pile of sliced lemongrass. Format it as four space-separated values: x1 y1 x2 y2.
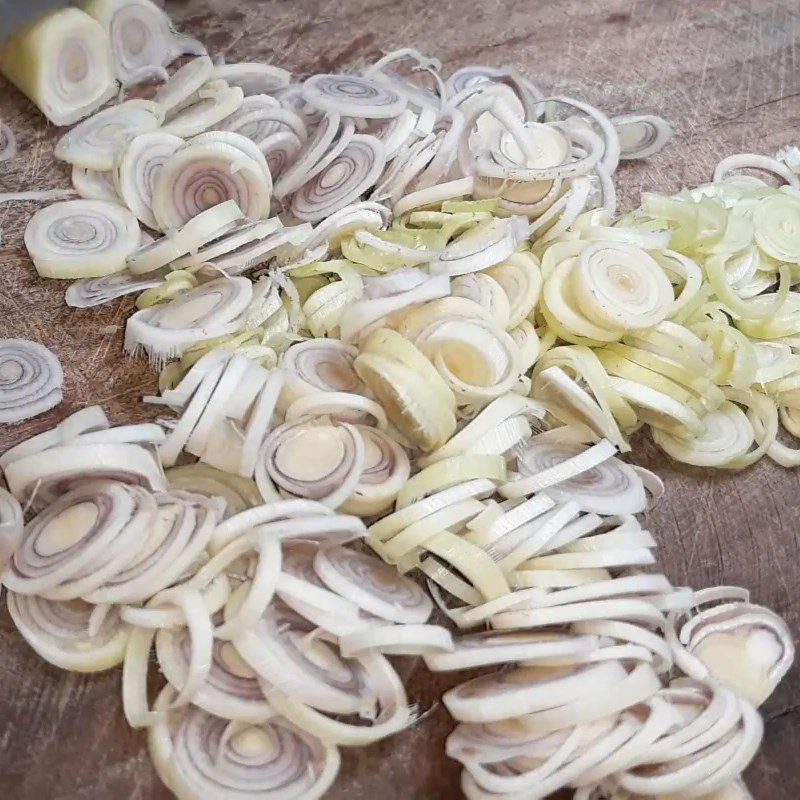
2 1 799 797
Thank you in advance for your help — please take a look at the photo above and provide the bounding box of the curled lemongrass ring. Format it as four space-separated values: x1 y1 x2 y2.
54 99 164 170
666 587 794 706
152 141 270 229
148 685 340 800
125 276 253 365
162 82 245 138
714 153 800 188
292 135 386 222
452 273 512 329
156 627 272 723
314 545 432 623
303 73 408 118
25 199 140 279
154 56 214 112
3 481 156 597
612 113 673 160
259 131 303 179
115 131 184 230
752 191 800 262
285 392 387 428
7 592 129 672
340 624 454 657
0 339 64 424
256 420 365 509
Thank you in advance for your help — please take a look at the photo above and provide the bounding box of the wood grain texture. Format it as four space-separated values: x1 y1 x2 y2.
1 0 799 797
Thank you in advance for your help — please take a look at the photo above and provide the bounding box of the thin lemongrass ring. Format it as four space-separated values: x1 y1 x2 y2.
0 339 64 424
25 199 141 279
714 153 800 189
303 73 407 118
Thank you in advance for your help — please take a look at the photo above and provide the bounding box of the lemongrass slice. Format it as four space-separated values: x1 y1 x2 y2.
303 74 407 119
7 592 129 672
71 166 121 202
115 131 184 230
340 623 453 657
510 438 647 514
0 339 64 424
172 218 283 269
157 627 271 723
431 217 529 276
25 199 140 279
0 7 116 126
154 56 214 112
255 419 365 509
124 276 252 365
148 684 339 800
292 135 386 222
612 113 673 159
313 544 431 623
2 480 156 597
262 650 413 746
54 99 163 170
162 82 245 138
667 589 794 706
213 62 292 96
259 130 303 179
190 130 273 196
152 141 269 230
714 153 800 188
0 487 23 576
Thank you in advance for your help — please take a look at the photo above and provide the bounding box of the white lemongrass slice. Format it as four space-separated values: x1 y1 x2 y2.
124 276 252 365
0 406 109 470
3 442 165 504
314 544 432 623
0 7 116 127
339 273 451 343
154 56 214 112
55 100 164 170
222 101 306 145
340 624 454 657
262 649 413 746
7 592 129 672
127 199 245 274
2 481 155 596
25 199 140 279
213 62 292 96
152 141 270 229
425 631 600 671
161 607 271 716
166 464 261 517
162 82 245 138
256 419 365 509
0 339 64 424
431 217 529 277
0 487 24 576
291 135 386 222
71 167 121 202
612 113 673 159
452 273 512 330
509 439 647 514
340 426 410 515
115 131 184 230
173 217 282 269
84 490 220 605
667 591 794 707
259 130 303 179
83 0 174 83
190 130 273 197
714 153 800 188
303 73 407 119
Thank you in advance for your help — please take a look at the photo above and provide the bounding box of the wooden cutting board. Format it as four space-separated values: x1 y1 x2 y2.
1 0 798 797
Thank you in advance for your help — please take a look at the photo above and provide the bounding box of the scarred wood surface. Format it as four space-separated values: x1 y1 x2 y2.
1 0 800 797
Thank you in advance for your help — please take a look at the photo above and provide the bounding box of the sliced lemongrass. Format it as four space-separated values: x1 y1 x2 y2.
340 624 453 657
154 55 214 112
256 419 365 509
55 99 164 170
714 153 800 188
71 166 121 202
0 7 116 127
613 113 673 159
124 276 253 366
152 141 269 230
303 73 407 118
115 131 184 230
162 82 244 138
239 368 285 479
7 592 129 672
212 62 292 96
166 463 261 517
0 339 64 424
292 135 386 222
25 199 140 279
0 487 23 576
